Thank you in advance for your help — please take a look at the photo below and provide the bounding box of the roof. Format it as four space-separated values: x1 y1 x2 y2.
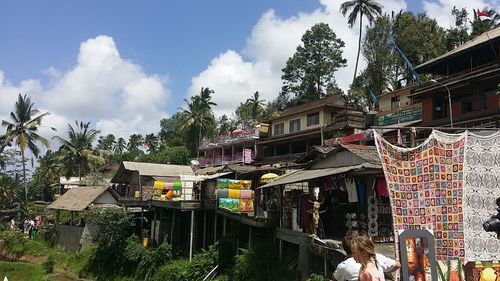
47 186 114 211
257 163 381 189
416 27 500 73
59 177 84 185
297 144 380 165
195 166 225 175
111 161 193 183
273 95 346 120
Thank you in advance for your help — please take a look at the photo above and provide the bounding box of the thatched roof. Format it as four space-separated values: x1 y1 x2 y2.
47 186 115 211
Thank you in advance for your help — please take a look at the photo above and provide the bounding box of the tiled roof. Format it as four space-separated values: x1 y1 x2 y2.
275 95 346 119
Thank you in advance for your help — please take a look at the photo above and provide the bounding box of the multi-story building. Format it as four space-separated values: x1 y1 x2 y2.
257 95 365 164
198 126 267 167
375 27 500 145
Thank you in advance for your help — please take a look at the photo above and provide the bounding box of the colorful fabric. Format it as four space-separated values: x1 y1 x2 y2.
216 189 229 198
240 189 253 199
462 130 500 261
228 189 241 199
173 182 182 190
216 178 229 189
376 178 389 197
219 198 240 212
239 199 254 212
240 180 252 189
375 130 467 260
228 179 241 189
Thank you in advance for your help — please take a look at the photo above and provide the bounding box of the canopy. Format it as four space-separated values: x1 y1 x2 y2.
257 163 381 189
260 173 279 183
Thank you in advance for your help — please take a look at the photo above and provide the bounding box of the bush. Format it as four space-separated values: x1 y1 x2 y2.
0 230 27 258
136 242 173 281
306 273 329 281
42 256 55 273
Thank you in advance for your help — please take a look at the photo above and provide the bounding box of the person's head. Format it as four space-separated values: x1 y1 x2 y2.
351 235 376 266
342 235 354 257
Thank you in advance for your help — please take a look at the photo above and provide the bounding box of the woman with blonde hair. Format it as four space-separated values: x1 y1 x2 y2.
351 235 384 281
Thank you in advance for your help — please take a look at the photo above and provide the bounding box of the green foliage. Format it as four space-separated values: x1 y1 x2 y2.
0 175 17 208
152 244 219 281
136 242 173 281
228 238 297 281
281 23 347 107
0 261 47 281
142 146 190 165
0 230 27 258
31 150 61 202
82 208 134 278
306 273 329 281
471 8 500 38
42 256 55 273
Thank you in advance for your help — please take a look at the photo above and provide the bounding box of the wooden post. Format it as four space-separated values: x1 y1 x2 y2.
324 256 327 277
152 207 157 245
214 212 218 244
203 210 207 249
248 226 253 248
140 207 144 236
189 210 195 261
170 210 176 245
56 210 60 224
279 239 283 262
71 211 74 226
222 216 227 237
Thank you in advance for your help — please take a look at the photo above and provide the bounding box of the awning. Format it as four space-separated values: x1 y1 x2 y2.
257 163 381 189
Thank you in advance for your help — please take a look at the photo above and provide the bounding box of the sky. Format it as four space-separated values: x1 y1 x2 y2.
1 0 499 147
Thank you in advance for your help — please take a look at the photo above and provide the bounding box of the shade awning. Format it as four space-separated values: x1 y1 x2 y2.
257 163 381 189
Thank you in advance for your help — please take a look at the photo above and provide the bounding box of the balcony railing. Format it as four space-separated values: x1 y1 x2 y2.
200 128 259 149
199 151 256 167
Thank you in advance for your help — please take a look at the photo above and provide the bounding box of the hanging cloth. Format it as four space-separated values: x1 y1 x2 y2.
346 177 358 203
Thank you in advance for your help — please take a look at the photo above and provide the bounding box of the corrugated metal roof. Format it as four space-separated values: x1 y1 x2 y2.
47 186 112 211
257 163 381 189
275 95 346 119
340 144 380 165
122 161 193 176
416 27 500 71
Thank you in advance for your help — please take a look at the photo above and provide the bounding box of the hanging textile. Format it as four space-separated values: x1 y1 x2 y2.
376 178 389 197
345 177 358 203
375 130 467 260
462 130 500 261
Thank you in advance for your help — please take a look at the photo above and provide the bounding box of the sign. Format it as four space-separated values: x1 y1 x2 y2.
243 149 252 164
377 105 422 126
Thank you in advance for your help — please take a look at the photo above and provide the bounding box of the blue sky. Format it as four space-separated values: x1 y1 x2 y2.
0 0 494 140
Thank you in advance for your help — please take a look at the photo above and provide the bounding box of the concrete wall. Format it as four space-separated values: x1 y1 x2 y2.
94 191 118 205
55 224 84 252
271 108 329 136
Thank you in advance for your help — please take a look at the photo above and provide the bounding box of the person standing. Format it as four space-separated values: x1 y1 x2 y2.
333 235 400 281
9 218 15 230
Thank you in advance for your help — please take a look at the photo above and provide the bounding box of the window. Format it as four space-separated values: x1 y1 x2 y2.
274 123 284 135
307 112 320 126
483 89 496 109
391 96 400 110
289 119 301 133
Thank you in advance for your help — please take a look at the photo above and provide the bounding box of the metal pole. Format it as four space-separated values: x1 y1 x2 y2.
222 217 227 237
170 210 175 245
214 212 218 244
370 126 500 131
430 79 453 127
189 210 195 261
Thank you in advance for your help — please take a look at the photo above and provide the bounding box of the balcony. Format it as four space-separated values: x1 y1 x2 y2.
199 128 260 150
199 151 256 167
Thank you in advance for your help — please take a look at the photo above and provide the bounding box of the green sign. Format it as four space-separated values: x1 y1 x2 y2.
377 105 422 126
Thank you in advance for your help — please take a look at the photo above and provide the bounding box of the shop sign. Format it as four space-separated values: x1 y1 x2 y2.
377 105 422 126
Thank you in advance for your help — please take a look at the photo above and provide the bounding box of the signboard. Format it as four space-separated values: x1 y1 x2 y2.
377 105 422 126
243 149 252 164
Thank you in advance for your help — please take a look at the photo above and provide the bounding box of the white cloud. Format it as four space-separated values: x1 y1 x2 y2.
422 0 500 28
0 35 171 150
189 0 407 116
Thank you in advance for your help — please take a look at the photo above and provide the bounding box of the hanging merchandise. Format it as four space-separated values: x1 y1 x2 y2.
375 130 467 260
355 179 366 205
216 178 254 213
376 178 389 197
461 130 500 261
345 177 358 203
367 195 379 237
153 181 183 201
219 198 240 212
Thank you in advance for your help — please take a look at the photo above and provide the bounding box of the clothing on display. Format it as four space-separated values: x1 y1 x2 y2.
216 178 254 213
345 177 358 203
376 178 389 197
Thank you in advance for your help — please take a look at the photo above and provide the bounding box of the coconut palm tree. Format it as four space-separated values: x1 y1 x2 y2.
246 91 265 124
340 0 383 86
32 150 61 201
114 137 127 154
179 87 217 158
127 134 143 152
0 175 16 208
1 94 50 204
54 121 104 181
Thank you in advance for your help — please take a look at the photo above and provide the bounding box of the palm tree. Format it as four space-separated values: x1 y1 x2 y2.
127 134 143 152
97 134 116 151
144 133 158 153
54 121 104 181
114 137 127 154
246 91 265 124
32 150 61 201
0 175 16 208
179 87 217 158
1 94 50 205
340 0 383 86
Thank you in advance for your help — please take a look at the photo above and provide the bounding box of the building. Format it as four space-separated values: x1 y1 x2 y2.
258 95 365 164
198 126 268 167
